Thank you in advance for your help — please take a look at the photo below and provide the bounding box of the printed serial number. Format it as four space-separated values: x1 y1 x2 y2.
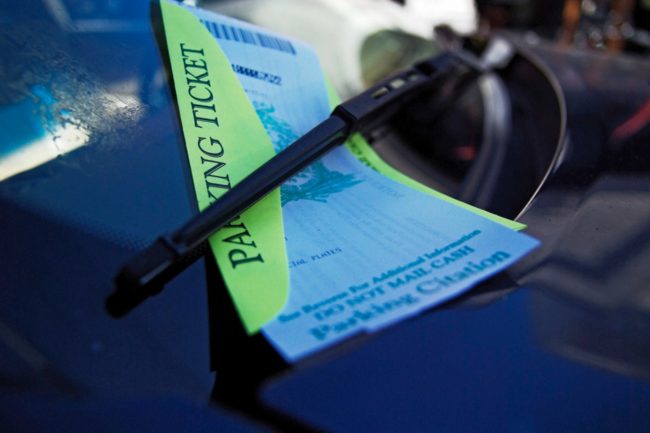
231 64 282 85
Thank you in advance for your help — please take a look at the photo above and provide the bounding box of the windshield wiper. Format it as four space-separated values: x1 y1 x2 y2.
106 50 485 317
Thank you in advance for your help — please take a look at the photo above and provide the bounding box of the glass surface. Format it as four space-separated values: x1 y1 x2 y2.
0 0 214 400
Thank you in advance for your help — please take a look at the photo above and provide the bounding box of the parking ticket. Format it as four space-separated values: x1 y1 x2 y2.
162 1 539 360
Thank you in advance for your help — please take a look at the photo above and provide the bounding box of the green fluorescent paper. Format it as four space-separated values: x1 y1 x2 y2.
160 1 288 334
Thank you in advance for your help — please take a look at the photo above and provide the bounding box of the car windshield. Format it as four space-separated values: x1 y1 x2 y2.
2 2 650 433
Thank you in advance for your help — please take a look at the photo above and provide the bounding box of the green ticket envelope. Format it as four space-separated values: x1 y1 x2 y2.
159 0 288 334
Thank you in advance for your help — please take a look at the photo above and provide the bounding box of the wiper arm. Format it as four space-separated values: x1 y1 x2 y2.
106 51 484 317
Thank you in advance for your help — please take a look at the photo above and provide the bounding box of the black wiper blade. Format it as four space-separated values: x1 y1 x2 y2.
106 51 483 317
